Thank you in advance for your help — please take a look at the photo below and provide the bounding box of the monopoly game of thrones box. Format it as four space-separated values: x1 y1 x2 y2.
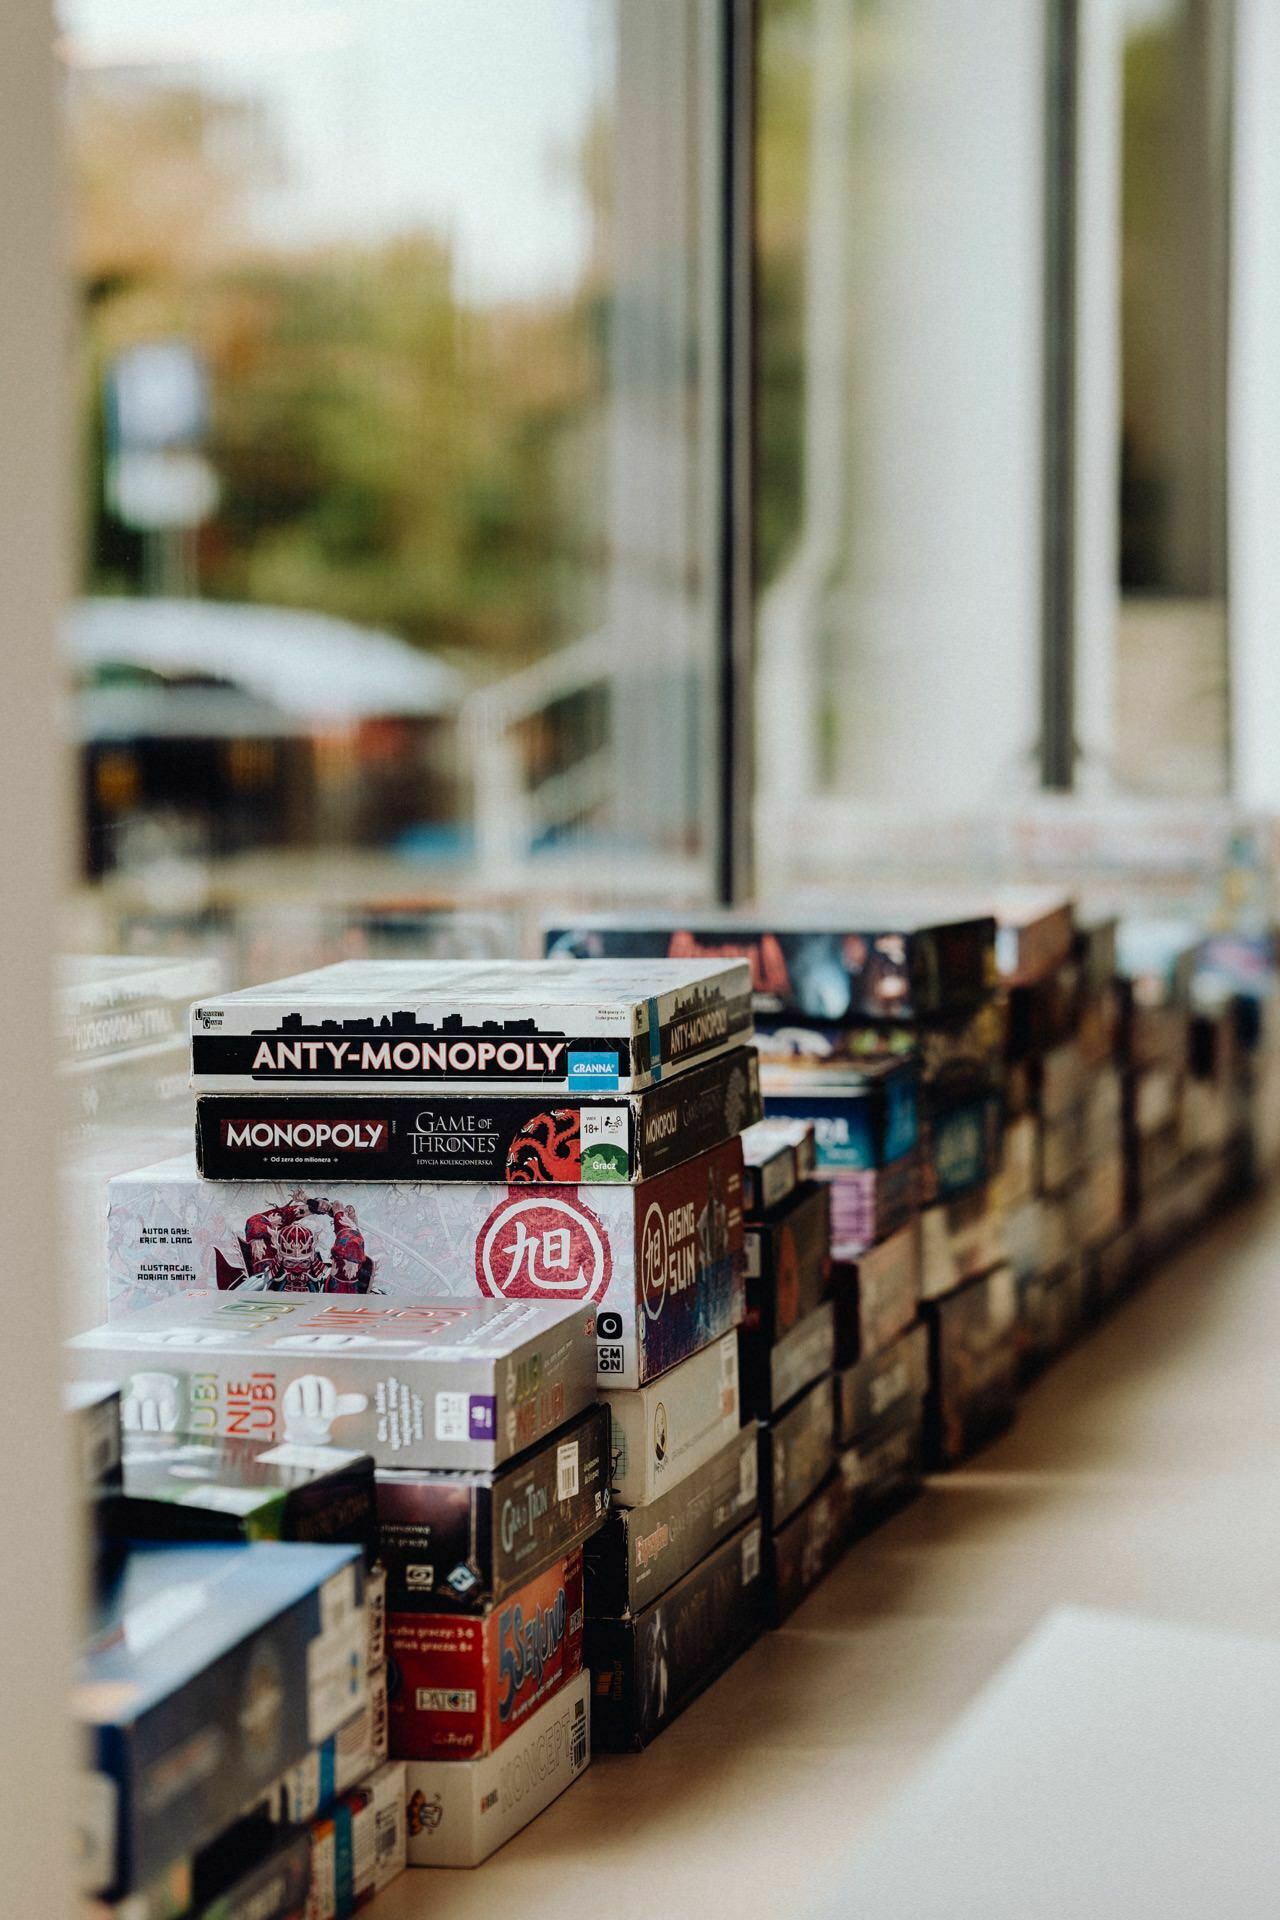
376 1403 611 1612
386 1547 584 1760
586 1516 765 1750
195 1048 760 1185
69 1294 597 1471
106 1141 746 1392
189 959 753 1096
545 908 997 1023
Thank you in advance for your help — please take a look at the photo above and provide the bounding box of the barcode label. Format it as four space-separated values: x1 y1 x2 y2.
376 1807 399 1866
741 1524 761 1585
570 1701 588 1772
557 1440 580 1502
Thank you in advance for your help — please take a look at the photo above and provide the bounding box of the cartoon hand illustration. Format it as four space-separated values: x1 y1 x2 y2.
121 1371 183 1434
282 1374 368 1444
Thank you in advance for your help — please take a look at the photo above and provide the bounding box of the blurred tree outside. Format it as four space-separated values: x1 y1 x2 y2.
68 66 610 678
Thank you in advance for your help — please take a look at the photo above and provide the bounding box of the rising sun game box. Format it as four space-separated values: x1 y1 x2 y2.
587 1516 764 1750
105 1140 745 1394
386 1547 584 1761
189 959 753 1095
76 1541 368 1898
375 1403 611 1612
585 1424 759 1619
194 1047 761 1185
69 1294 597 1471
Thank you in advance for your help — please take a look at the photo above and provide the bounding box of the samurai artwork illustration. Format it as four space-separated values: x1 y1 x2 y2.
213 1192 376 1293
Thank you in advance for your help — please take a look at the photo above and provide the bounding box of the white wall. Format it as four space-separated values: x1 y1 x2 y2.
0 5 76 1915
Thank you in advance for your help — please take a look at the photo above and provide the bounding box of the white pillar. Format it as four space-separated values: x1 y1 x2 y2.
1228 0 1280 809
1074 0 1124 788
757 0 1047 825
0 5 76 1919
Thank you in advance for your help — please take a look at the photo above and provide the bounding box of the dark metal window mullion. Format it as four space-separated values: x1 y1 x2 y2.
1041 0 1080 791
716 0 758 904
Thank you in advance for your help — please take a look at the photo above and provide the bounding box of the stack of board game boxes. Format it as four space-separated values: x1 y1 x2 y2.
546 909 1015 1472
67 1377 407 1920
78 957 764 1856
998 906 1130 1346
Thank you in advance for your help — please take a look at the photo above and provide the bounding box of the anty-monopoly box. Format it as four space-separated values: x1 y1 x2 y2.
190 959 753 1095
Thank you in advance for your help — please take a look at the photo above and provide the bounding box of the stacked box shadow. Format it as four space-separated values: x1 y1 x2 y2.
545 913 997 1023
587 1518 765 1750
377 1404 611 1612
195 1047 761 1185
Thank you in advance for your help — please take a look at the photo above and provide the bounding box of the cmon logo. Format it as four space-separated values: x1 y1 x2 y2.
476 1193 612 1303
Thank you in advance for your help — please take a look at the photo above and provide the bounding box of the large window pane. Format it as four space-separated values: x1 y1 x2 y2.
755 0 1047 887
1114 0 1231 795
60 0 725 965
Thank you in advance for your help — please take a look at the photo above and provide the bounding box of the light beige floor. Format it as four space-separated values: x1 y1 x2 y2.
377 1182 1280 1918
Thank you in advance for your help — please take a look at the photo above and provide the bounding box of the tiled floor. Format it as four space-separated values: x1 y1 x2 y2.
376 1180 1280 1917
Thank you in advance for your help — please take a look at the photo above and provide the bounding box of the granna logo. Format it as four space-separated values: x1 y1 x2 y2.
476 1192 612 1303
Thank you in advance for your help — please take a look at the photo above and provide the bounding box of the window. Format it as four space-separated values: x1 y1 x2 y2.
1112 0 1232 795
60 0 729 971
754 0 1049 890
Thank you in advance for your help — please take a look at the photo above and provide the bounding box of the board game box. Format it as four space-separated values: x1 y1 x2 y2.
70 1294 597 1471
404 1669 591 1868
76 1541 368 1897
586 1517 764 1750
195 1047 760 1185
825 1151 919 1253
831 1221 921 1362
105 1141 746 1393
190 959 753 1095
767 1474 848 1626
762 1374 835 1529
107 1432 377 1552
87 1824 314 1920
743 1178 832 1341
757 1057 920 1173
545 907 997 1023
602 1332 741 1507
584 1424 758 1619
741 1116 817 1214
835 1321 929 1447
265 1667 389 1824
375 1403 611 1612
305 1761 405 1919
920 1185 1007 1301
740 1298 835 1422
386 1548 584 1761
924 1263 1019 1465
838 1397 926 1538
